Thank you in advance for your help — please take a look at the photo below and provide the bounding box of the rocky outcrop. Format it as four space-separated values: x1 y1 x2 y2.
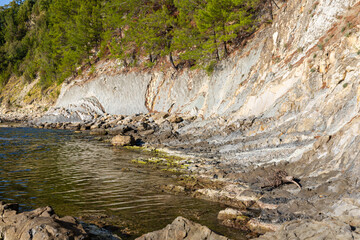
0 202 121 240
36 96 106 123
255 218 360 240
136 216 229 240
0 202 87 240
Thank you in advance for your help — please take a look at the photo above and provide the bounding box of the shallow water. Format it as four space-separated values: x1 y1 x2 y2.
0 127 247 239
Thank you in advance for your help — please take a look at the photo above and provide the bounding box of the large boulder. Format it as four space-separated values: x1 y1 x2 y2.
136 216 229 240
111 135 135 146
0 202 87 240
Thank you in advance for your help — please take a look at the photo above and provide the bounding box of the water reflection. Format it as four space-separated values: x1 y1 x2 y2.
0 127 246 239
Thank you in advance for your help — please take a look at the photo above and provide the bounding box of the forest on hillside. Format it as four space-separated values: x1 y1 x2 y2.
0 0 272 90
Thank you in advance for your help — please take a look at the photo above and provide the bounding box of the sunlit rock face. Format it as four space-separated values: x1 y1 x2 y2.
41 0 360 232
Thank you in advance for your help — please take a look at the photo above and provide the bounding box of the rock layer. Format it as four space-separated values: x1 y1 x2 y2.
256 218 360 240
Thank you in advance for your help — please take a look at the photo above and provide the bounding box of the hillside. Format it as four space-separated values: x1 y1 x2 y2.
2 0 360 238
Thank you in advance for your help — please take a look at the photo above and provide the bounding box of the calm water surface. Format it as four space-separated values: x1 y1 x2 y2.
0 127 247 239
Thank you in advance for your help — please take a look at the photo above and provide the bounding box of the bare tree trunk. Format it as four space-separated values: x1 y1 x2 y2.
169 52 178 70
269 0 273 20
272 0 280 9
222 24 228 58
132 50 136 61
213 31 220 61
167 39 177 70
223 41 228 58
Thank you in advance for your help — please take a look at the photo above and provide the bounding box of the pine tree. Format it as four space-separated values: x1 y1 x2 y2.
0 0 262 90
193 0 255 69
171 0 204 67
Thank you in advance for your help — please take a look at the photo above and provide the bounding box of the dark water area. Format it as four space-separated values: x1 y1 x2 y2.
0 127 247 239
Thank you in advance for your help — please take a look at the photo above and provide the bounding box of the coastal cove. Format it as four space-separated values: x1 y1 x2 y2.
1 0 360 238
0 126 248 239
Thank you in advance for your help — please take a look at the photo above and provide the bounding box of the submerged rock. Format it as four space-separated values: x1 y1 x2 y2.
81 222 122 240
136 216 229 240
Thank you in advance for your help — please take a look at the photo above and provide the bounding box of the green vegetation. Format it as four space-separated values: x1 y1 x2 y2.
0 0 269 91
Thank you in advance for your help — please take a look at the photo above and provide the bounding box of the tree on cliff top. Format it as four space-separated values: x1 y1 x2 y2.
0 0 264 91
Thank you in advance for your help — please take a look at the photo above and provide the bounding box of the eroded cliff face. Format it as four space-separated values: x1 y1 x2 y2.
54 0 358 118
39 0 360 235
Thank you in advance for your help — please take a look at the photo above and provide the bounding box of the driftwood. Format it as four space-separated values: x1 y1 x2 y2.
261 170 301 189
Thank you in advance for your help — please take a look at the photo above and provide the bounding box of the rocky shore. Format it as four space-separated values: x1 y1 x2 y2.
0 199 246 240
12 109 353 239
1 0 360 237
0 201 120 240
0 103 358 240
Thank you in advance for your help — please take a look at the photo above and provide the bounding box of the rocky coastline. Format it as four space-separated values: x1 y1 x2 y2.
1 0 360 238
0 110 359 239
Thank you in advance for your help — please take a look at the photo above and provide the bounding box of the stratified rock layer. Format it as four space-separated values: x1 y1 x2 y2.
256 219 360 240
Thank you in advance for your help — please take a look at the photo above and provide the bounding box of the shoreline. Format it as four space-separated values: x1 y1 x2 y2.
0 115 259 239
0 112 270 238
1 112 360 239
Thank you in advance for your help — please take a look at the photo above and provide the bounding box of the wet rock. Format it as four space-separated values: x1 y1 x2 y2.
67 122 81 130
90 122 102 130
136 216 229 240
217 208 250 230
108 125 128 135
255 218 360 240
139 129 155 136
0 202 87 240
80 124 91 131
44 123 53 129
81 222 121 240
90 129 107 135
111 135 135 146
160 184 186 194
